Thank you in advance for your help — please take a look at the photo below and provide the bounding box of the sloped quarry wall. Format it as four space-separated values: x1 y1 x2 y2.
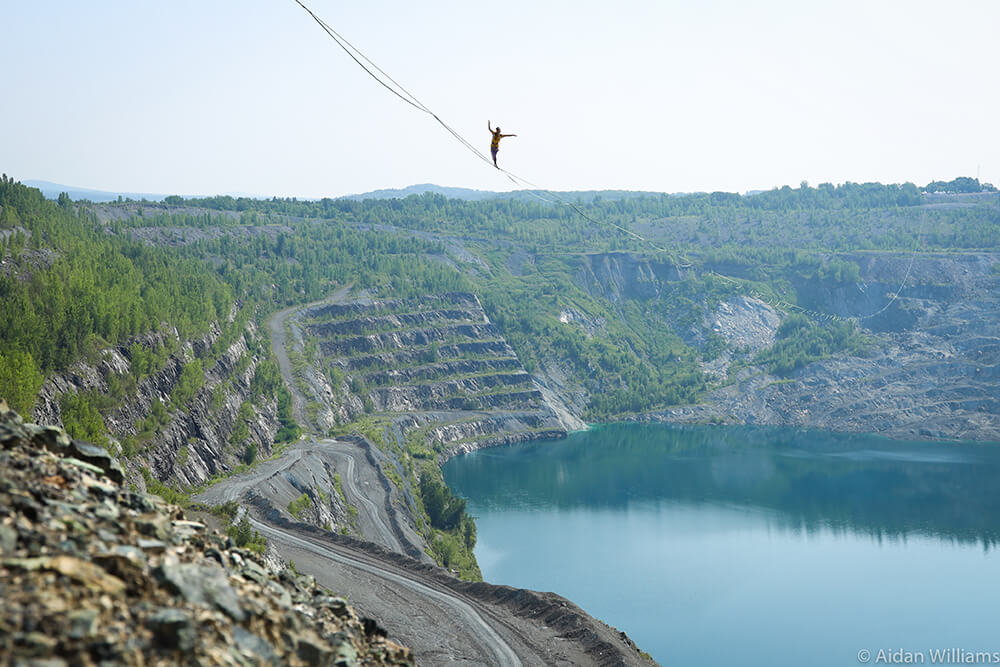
31 320 281 488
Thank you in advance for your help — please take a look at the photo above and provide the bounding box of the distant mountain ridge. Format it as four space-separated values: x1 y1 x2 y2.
342 183 675 202
341 183 499 201
23 180 169 203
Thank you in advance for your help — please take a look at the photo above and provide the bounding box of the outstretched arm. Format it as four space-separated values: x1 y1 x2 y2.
501 133 517 138
488 120 493 132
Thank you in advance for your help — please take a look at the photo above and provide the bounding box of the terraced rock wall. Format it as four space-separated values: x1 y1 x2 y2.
298 292 566 456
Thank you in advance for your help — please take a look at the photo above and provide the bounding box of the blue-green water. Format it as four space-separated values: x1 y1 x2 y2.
442 423 1000 666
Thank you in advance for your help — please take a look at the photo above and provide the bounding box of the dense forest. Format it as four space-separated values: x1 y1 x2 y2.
2 174 999 426
0 176 232 414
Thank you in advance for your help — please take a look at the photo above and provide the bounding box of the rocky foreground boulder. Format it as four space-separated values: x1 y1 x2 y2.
0 400 414 666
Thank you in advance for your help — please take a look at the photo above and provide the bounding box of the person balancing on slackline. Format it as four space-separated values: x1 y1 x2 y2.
488 120 516 167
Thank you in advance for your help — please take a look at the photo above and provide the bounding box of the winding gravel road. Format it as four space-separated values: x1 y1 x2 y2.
251 519 522 666
328 439 402 552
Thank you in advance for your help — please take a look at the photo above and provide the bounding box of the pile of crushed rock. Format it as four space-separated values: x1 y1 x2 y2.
0 400 413 666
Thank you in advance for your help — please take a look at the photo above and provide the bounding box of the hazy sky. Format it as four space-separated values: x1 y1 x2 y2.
3 1 997 198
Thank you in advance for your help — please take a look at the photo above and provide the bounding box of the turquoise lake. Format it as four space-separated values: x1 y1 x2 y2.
441 423 1000 666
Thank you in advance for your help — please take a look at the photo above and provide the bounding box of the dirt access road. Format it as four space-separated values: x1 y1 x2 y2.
194 437 424 559
267 285 355 430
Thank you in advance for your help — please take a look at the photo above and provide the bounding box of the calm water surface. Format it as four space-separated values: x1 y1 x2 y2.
442 423 1000 667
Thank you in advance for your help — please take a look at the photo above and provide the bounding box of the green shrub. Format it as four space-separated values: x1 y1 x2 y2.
420 470 466 531
230 400 253 446
226 515 267 553
171 359 204 408
287 493 311 519
755 314 867 376
60 391 110 450
139 467 190 507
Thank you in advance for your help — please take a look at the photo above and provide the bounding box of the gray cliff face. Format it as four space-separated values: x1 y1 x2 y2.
700 296 781 382
32 320 281 488
708 295 781 352
142 324 280 488
796 252 994 330
574 252 684 303
531 360 589 432
649 252 1000 442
